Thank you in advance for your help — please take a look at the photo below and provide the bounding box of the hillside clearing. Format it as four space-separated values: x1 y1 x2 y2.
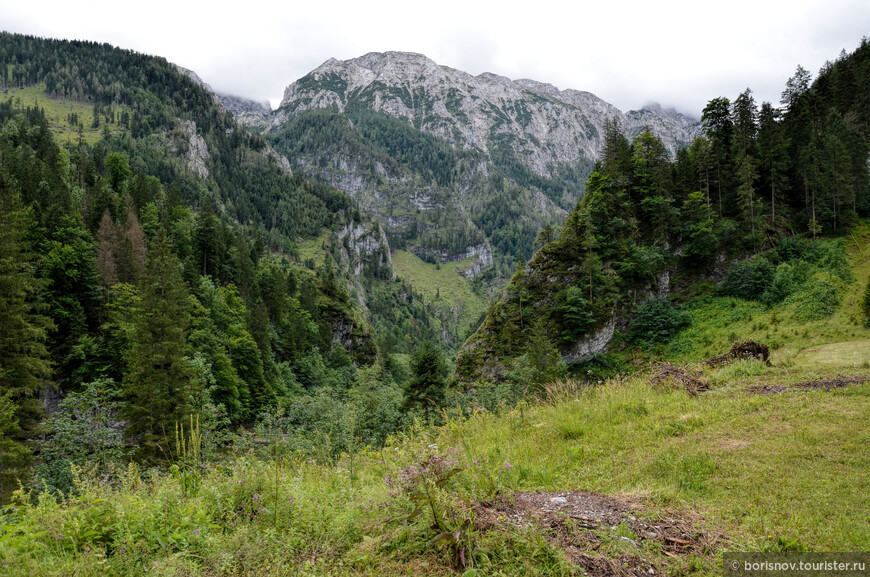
793 339 870 367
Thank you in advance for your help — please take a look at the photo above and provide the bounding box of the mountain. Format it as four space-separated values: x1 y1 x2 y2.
233 52 700 283
260 51 698 164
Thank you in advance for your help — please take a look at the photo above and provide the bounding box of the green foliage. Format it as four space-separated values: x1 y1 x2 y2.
385 445 474 570
0 165 52 499
789 273 841 321
628 297 691 345
123 236 196 460
719 257 775 299
506 320 564 392
0 394 31 500
36 378 125 495
552 286 594 345
404 340 448 417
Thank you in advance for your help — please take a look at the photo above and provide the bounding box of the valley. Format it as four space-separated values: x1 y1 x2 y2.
0 30 869 576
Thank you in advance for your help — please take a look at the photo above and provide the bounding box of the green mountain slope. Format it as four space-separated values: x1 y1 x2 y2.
0 33 455 497
1 354 868 574
457 39 870 383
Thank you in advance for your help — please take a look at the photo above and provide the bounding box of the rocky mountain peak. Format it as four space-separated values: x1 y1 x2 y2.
273 52 699 164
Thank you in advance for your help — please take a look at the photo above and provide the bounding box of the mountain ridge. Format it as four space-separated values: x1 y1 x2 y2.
224 51 700 285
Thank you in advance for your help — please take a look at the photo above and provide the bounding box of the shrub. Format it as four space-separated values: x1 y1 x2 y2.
719 257 775 299
790 273 841 322
628 297 691 345
776 236 812 262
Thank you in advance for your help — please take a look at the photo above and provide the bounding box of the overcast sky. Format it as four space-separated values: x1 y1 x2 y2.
3 0 868 116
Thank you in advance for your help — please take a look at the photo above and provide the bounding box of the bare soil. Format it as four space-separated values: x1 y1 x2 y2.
750 375 868 395
474 491 724 576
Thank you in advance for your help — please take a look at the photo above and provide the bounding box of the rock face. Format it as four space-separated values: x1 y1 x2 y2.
563 319 616 364
177 119 209 179
267 51 699 173
455 244 493 279
336 220 394 279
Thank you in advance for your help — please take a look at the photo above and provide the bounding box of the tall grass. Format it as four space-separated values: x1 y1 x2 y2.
2 366 869 575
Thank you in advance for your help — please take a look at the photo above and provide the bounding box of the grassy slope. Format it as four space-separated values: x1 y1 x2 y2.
666 223 870 365
2 362 867 576
391 250 487 336
1 84 129 145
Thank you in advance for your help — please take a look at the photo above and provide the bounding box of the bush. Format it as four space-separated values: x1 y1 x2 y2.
762 263 799 305
628 297 691 345
719 257 775 299
789 273 841 321
776 236 812 262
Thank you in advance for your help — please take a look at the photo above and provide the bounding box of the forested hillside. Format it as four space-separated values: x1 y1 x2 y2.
458 38 870 382
0 34 451 499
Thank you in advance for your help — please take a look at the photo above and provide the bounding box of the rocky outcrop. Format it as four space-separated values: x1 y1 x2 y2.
562 319 616 364
455 243 494 279
336 220 394 279
264 51 699 176
177 120 209 179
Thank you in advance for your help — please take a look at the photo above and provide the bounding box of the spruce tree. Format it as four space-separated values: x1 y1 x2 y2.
403 340 447 417
123 234 195 460
0 176 52 497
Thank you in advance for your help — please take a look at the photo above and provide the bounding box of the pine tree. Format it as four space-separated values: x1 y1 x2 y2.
123 234 195 460
0 179 52 497
736 155 762 251
757 102 790 227
702 97 734 216
95 209 119 287
731 88 758 160
525 319 562 387
403 340 447 417
116 206 146 284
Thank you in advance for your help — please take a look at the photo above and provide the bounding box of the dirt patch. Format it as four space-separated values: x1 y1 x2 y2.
570 553 659 577
706 341 771 368
475 491 723 574
649 363 710 395
751 375 868 395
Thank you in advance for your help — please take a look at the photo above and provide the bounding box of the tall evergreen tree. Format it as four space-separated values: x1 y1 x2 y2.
403 340 447 417
731 88 758 160
123 234 195 460
0 177 52 497
757 102 790 227
701 97 734 216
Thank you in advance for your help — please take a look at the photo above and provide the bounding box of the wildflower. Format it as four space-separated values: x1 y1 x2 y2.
503 461 512 470
193 529 200 535
119 546 127 554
